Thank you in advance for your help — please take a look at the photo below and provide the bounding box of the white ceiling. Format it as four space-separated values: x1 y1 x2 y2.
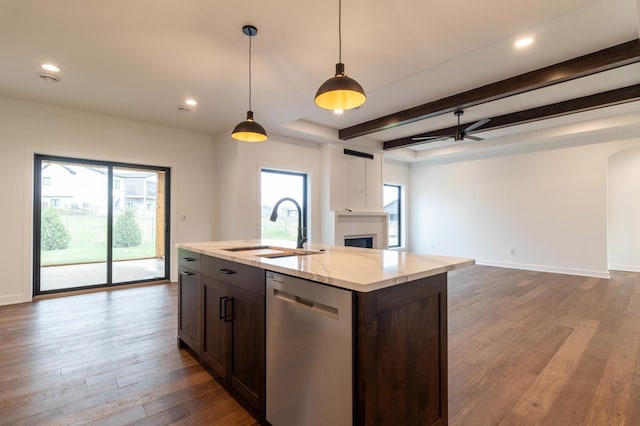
0 0 638 162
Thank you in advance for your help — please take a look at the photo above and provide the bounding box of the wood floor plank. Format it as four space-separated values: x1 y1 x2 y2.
583 329 638 425
510 318 600 420
454 367 538 425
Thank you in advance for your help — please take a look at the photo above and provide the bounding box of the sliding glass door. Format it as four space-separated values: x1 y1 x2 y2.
34 155 170 295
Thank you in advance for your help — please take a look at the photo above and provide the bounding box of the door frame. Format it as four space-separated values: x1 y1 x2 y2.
33 154 171 295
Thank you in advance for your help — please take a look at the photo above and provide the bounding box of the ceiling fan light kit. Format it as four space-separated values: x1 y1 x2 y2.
314 0 366 111
232 25 268 142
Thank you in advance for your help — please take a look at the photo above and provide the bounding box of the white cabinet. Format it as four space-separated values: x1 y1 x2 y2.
346 155 366 209
325 145 382 211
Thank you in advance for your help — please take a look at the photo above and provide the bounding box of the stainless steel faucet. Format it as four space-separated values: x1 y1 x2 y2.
269 197 306 249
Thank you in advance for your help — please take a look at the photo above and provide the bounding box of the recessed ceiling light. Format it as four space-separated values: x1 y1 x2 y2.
185 99 197 106
41 63 60 73
515 37 534 49
333 109 344 115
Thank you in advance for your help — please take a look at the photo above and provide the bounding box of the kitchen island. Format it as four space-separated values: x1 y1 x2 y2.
176 240 474 425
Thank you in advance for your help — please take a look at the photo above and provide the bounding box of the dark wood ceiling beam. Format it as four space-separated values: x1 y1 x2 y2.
341 39 640 140
383 84 640 150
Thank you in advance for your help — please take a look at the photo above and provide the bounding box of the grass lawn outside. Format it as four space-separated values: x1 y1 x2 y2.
261 215 299 242
41 210 156 266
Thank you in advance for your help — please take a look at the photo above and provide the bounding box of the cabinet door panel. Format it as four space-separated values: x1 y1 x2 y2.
347 156 366 210
178 266 201 352
202 276 228 378
228 285 265 413
328 144 348 211
365 153 383 210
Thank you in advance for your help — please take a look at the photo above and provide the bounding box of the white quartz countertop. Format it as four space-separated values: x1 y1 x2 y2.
176 240 475 292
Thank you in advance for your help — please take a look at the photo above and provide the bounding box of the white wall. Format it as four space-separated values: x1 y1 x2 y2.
0 96 215 305
410 139 640 278
608 146 640 271
383 159 410 250
213 133 322 243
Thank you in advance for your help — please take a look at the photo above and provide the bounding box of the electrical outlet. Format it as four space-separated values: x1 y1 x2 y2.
509 248 515 255
180 214 187 221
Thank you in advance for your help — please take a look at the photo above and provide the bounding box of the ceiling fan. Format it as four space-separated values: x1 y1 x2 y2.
412 110 490 143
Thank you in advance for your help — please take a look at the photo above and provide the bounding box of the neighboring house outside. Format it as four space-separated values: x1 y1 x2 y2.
384 199 399 223
41 163 157 215
384 198 400 246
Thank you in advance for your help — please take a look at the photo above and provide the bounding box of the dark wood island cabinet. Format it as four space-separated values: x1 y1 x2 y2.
178 249 265 416
177 244 472 425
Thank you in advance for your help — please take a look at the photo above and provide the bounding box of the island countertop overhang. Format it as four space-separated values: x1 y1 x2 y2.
176 240 474 292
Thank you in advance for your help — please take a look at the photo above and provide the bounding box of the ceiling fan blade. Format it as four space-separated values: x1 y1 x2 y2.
465 135 484 141
464 118 490 133
411 135 449 142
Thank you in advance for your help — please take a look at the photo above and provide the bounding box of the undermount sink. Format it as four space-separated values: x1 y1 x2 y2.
222 245 322 258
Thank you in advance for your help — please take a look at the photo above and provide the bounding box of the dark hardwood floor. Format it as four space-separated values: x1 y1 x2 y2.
447 266 640 425
1 265 638 425
0 284 257 425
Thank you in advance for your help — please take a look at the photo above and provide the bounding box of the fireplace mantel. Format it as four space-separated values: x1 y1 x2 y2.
327 211 389 249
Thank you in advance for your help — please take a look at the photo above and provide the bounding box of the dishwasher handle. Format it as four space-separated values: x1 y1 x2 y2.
273 289 339 320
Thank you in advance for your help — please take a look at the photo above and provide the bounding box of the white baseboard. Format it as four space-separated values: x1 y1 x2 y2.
0 294 27 307
476 260 611 279
609 264 640 272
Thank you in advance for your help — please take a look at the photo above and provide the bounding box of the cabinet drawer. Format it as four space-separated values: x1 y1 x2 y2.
179 250 201 272
202 256 265 296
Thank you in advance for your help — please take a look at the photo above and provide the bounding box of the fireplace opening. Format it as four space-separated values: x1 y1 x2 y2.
345 236 374 249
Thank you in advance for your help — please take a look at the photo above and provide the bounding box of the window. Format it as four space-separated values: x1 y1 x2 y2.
261 169 307 243
384 184 401 247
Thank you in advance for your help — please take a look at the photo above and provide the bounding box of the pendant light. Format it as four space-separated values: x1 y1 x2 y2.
315 0 366 111
232 25 268 142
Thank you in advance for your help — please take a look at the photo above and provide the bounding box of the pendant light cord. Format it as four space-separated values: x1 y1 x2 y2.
248 33 253 112
338 0 342 63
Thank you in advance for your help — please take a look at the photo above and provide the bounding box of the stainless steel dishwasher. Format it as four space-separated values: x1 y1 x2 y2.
266 271 353 426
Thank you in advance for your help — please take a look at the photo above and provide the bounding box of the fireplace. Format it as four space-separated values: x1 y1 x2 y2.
324 211 389 249
345 235 374 249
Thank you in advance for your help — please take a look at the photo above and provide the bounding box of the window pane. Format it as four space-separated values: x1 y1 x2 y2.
39 160 108 290
261 169 307 242
384 184 401 247
112 167 165 284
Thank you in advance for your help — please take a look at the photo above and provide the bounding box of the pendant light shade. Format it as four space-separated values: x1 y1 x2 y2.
315 0 366 111
232 110 268 142
232 25 268 142
315 62 366 111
